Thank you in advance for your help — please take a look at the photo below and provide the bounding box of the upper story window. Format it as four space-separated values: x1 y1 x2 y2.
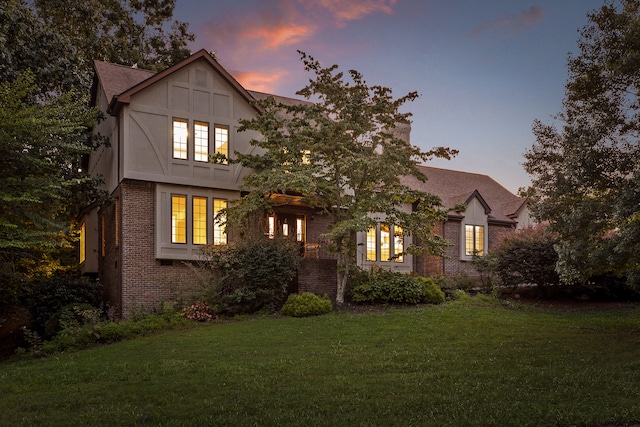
215 125 229 163
465 224 485 256
173 119 188 160
194 121 209 162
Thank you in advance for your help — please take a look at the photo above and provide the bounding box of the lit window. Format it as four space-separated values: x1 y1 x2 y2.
79 223 86 264
215 125 229 163
173 119 188 159
365 224 405 263
172 195 187 243
366 227 377 261
193 197 207 245
394 226 404 263
465 225 485 256
267 215 275 239
301 150 311 165
213 199 227 245
380 224 391 261
282 220 289 237
296 218 304 242
194 122 209 162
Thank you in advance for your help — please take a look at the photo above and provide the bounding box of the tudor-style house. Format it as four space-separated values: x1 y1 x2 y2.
80 49 531 318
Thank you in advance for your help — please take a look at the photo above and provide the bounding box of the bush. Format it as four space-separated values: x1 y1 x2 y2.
199 237 301 315
281 293 333 317
28 274 102 337
349 270 445 305
431 273 479 299
416 277 445 304
44 303 101 338
492 225 560 290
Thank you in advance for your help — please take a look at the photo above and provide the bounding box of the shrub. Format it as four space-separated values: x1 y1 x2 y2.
181 302 217 322
416 277 445 304
199 237 301 315
281 293 333 317
350 270 445 305
44 303 101 338
28 274 102 337
492 225 560 290
431 273 478 299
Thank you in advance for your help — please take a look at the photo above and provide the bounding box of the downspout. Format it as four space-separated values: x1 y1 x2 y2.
441 220 446 275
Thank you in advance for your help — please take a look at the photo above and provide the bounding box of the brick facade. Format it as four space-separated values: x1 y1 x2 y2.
100 180 199 317
297 259 338 301
415 219 517 279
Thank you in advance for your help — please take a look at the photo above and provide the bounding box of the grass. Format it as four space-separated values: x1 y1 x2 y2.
1 296 639 426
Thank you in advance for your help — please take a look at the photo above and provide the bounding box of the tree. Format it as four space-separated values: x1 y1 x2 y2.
1 0 194 97
0 0 83 97
0 71 104 308
231 52 456 304
524 0 640 286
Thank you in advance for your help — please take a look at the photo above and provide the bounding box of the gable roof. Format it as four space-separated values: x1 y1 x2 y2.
92 49 262 115
91 61 155 108
401 166 528 224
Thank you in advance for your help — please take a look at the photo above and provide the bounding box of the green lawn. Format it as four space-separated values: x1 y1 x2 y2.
1 297 639 426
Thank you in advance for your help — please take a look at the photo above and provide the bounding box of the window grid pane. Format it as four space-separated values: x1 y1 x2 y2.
366 227 377 261
172 195 187 243
380 224 391 261
213 199 227 245
215 125 229 163
296 218 304 242
173 119 188 159
194 122 209 162
193 197 207 245
475 225 484 256
394 226 404 263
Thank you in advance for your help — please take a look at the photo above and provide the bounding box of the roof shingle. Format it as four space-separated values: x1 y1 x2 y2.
402 166 527 224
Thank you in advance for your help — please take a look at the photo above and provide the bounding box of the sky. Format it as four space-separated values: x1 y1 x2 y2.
172 0 606 194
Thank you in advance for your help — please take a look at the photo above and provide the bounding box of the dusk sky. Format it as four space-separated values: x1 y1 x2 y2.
173 0 606 193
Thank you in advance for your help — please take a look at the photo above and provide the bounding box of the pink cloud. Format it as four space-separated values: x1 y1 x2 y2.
233 70 289 93
244 22 312 49
299 0 397 25
469 6 546 38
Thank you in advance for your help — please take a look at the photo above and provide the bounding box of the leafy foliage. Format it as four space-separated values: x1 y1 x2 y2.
232 52 456 303
280 292 333 317
199 237 301 315
349 269 444 305
491 226 560 290
524 1 640 285
0 72 104 310
1 0 194 97
28 274 102 337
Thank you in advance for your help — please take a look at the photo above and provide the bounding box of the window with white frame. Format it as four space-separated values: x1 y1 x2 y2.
193 197 207 245
465 224 485 256
366 223 404 263
194 121 209 162
213 199 227 245
214 125 229 163
172 119 188 160
171 195 187 243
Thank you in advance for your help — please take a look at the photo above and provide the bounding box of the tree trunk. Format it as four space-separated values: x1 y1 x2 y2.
335 253 350 304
